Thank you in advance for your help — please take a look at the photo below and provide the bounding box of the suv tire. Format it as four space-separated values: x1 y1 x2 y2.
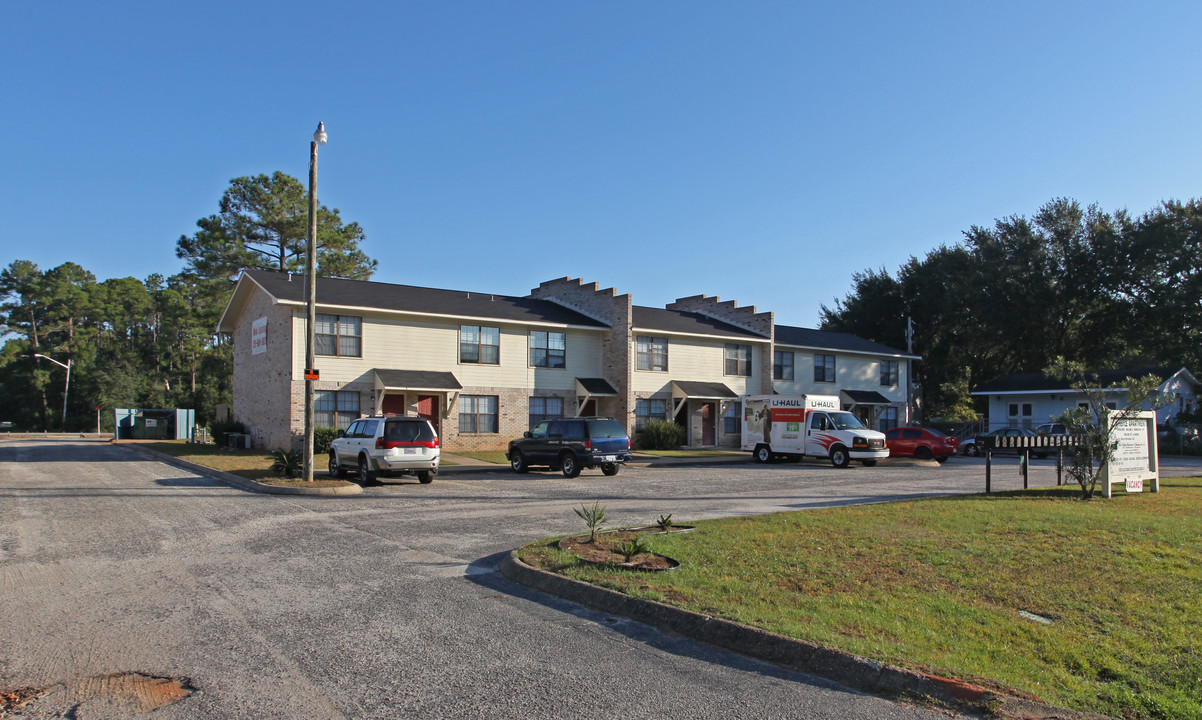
601 462 619 476
328 452 346 478
560 452 581 478
417 471 433 484
509 450 528 474
357 455 375 485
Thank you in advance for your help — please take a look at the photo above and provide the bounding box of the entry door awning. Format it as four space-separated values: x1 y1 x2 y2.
575 377 618 415
670 381 737 416
373 369 463 392
840 389 892 405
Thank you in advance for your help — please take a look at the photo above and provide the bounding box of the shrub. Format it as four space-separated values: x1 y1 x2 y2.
614 538 650 563
313 426 340 455
639 420 686 450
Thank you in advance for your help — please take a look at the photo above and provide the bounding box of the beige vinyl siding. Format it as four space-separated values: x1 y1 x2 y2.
631 335 763 395
292 311 604 390
773 349 908 403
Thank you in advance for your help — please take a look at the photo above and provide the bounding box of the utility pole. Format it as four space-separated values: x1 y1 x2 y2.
303 122 327 482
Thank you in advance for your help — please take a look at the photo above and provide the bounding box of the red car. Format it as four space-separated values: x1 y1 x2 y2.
884 426 959 463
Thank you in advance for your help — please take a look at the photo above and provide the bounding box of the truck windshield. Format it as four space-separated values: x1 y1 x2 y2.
829 412 867 430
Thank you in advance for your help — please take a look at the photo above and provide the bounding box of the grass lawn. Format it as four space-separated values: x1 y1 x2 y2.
520 479 1202 719
137 441 355 488
449 450 509 464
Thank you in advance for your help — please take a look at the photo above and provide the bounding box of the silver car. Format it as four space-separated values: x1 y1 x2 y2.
329 415 440 484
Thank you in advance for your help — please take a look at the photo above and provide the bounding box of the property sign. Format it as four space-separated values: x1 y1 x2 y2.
1101 411 1159 498
251 317 268 355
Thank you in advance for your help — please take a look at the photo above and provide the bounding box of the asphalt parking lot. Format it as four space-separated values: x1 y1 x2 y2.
3 439 1199 719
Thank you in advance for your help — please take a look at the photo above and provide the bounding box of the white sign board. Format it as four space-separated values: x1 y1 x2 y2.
1101 411 1159 498
251 317 268 355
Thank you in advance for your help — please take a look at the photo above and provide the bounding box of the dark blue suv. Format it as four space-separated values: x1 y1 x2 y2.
506 417 632 477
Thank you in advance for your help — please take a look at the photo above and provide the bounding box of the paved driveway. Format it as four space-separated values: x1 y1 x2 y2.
3 440 1198 719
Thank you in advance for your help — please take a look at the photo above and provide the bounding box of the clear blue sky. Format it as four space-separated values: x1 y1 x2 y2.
3 1 1199 328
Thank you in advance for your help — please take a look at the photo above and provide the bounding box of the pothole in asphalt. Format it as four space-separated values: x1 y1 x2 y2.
1 672 195 717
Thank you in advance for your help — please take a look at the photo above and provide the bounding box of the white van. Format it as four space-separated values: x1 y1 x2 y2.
741 394 888 468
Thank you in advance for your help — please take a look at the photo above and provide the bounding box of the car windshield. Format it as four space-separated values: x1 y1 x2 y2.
829 412 866 430
384 420 435 443
587 419 628 438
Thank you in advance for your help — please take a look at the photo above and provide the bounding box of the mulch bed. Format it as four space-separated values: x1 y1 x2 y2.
557 527 691 571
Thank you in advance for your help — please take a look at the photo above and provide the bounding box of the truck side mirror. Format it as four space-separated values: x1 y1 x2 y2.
523 431 533 438
337 429 346 438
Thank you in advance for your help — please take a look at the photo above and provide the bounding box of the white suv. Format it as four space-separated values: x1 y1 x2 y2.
329 416 440 485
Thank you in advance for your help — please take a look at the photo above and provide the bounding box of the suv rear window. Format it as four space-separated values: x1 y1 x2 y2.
587 419 627 438
384 420 435 443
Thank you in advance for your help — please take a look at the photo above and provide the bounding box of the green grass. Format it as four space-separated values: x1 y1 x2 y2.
449 450 509 464
521 480 1202 719
137 441 355 487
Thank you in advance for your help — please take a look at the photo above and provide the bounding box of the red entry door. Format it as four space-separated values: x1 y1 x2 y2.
382 394 406 415
701 402 716 445
417 395 440 437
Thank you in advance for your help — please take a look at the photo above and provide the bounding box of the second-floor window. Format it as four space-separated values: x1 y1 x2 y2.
773 350 794 380
315 314 361 357
814 354 836 383
636 336 668 371
725 344 752 377
530 331 566 368
460 325 500 364
880 360 899 386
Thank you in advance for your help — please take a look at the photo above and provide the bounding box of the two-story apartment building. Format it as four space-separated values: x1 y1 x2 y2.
216 271 917 451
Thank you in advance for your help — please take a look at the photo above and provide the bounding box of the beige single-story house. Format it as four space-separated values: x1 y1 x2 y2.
216 271 918 450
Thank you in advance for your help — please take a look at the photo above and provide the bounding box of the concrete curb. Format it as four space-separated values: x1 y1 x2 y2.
500 552 1110 719
117 443 363 496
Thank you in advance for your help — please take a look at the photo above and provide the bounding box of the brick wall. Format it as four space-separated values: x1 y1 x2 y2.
529 278 636 433
231 289 295 449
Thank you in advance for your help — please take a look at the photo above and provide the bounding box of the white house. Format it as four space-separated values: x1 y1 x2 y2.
971 367 1199 430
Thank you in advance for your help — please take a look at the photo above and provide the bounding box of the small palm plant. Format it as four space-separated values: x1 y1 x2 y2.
655 514 675 532
270 449 303 478
614 538 650 563
574 502 608 543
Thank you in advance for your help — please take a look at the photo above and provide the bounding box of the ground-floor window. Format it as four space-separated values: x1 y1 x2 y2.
635 398 668 431
878 406 898 432
529 396 563 429
723 402 741 435
459 395 498 433
316 390 360 429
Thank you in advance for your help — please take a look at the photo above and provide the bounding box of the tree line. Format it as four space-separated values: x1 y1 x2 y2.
0 173 375 432
820 197 1202 420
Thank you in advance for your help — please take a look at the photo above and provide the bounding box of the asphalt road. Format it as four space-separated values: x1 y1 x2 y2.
3 440 1199 719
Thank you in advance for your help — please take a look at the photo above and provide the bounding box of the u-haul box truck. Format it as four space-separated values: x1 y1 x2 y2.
741 394 888 468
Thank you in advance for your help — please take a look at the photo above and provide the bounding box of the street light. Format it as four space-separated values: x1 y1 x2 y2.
303 122 326 482
33 353 71 430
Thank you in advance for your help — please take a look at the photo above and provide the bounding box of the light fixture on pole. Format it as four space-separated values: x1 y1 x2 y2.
33 353 71 429
303 122 326 482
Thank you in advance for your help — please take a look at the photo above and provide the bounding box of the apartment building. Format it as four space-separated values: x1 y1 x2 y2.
216 271 917 450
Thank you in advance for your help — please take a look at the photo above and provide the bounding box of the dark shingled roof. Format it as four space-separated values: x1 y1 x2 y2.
244 270 608 328
373 370 463 390
973 368 1177 395
671 381 738 398
632 306 765 339
775 325 915 358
